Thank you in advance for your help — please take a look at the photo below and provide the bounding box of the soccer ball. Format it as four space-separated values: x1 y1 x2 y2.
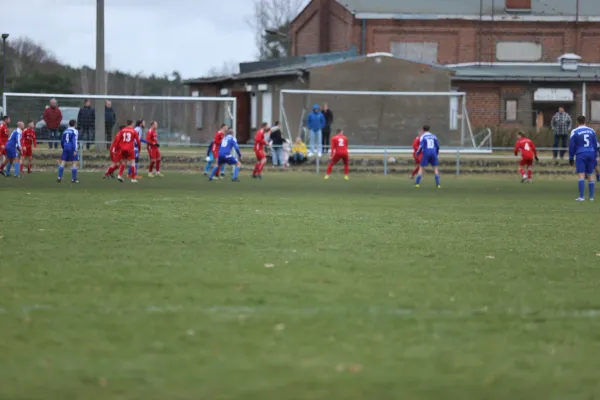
388 157 396 164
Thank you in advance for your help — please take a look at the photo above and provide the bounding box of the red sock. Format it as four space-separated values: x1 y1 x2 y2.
344 162 349 175
258 162 265 174
411 166 420 177
130 165 136 178
28 163 31 173
119 164 126 176
528 170 533 179
519 168 525 177
326 162 334 175
253 163 259 175
156 160 160 172
0 161 6 171
149 162 154 172
20 164 23 173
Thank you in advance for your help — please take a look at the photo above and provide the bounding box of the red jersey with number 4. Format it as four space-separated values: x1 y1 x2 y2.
115 127 140 152
0 123 8 145
514 138 537 160
331 133 349 156
21 128 37 148
146 128 158 146
254 129 267 153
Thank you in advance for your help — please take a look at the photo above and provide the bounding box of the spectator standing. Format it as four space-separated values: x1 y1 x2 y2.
77 99 95 150
291 136 307 164
306 104 325 157
551 106 572 160
43 99 62 149
105 100 116 149
322 103 334 153
269 121 284 167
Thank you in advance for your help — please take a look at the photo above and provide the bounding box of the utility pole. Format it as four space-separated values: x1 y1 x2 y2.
2 33 9 99
95 0 106 150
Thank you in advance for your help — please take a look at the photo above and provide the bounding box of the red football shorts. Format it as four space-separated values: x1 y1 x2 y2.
121 149 135 161
148 146 161 160
255 151 265 161
21 147 33 157
413 154 422 164
519 158 533 167
331 153 349 164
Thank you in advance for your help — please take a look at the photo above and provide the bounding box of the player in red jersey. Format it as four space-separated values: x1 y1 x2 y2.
103 125 125 179
146 120 163 177
410 130 423 179
0 115 11 173
105 120 140 183
19 120 37 174
514 131 539 183
324 129 350 180
212 124 227 178
252 122 269 179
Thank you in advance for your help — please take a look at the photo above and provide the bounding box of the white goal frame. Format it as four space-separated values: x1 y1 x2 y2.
279 89 486 150
2 92 237 142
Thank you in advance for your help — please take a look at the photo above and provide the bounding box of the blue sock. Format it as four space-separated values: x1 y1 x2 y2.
72 167 78 181
135 162 139 174
14 162 19 176
578 179 585 198
435 174 440 186
58 165 64 180
221 165 226 175
589 181 595 199
209 166 218 180
415 175 422 185
6 162 12 176
233 166 240 180
204 161 211 174
596 173 600 182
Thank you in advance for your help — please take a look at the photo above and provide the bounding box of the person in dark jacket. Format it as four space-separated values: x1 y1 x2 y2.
322 103 334 153
43 99 62 149
269 121 285 167
104 100 116 149
77 99 95 150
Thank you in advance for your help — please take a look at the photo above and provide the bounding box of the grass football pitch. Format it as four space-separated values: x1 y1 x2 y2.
1 172 599 399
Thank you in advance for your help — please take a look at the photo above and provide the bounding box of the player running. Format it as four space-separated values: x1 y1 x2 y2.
103 125 124 179
212 124 227 178
146 121 163 177
0 115 10 174
57 120 79 183
208 129 242 182
252 122 269 179
514 132 539 183
114 120 141 183
3 121 23 178
415 125 441 188
19 121 37 174
410 130 423 179
324 129 350 180
569 115 598 201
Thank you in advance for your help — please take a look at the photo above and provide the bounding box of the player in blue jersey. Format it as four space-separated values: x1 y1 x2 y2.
415 125 441 188
208 129 242 181
569 115 598 201
2 121 23 178
203 140 225 176
130 120 147 179
58 120 80 183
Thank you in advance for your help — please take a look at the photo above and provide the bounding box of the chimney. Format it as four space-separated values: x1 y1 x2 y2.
558 53 582 71
505 0 531 10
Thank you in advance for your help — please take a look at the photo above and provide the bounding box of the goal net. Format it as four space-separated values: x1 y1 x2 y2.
2 93 236 149
279 89 487 150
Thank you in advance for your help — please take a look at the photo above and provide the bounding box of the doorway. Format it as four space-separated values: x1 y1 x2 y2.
233 91 251 143
532 103 573 128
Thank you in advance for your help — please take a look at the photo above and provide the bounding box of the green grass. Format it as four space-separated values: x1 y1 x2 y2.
1 172 600 400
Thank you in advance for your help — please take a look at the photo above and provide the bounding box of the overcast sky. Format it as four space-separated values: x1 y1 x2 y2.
3 0 259 79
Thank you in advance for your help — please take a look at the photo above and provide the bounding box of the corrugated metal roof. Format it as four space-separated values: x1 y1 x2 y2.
452 64 600 81
336 0 600 16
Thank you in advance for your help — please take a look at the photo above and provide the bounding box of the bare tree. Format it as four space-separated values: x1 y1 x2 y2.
207 60 240 77
9 37 58 77
247 0 305 60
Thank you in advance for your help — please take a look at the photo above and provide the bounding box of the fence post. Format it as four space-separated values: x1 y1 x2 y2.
80 140 84 171
456 149 460 177
384 148 388 176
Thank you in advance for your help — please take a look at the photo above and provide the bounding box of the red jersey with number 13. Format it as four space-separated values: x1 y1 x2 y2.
115 127 140 152
331 133 348 156
514 138 537 160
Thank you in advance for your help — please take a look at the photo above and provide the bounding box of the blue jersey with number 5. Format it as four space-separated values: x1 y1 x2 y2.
569 126 598 160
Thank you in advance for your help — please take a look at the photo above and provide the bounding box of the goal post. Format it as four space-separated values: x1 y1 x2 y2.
279 89 484 149
2 92 237 148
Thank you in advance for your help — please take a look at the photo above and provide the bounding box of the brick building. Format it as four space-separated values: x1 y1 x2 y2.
291 0 600 128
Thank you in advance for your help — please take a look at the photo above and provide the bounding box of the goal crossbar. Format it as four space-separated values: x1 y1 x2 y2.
3 92 234 103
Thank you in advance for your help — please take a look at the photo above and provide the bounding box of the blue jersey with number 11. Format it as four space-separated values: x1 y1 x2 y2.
569 126 597 159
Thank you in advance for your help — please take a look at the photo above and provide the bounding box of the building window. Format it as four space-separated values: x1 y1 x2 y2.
449 91 459 130
496 42 542 62
390 42 438 63
505 100 518 121
191 90 203 129
251 94 257 129
591 100 600 121
261 91 273 125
